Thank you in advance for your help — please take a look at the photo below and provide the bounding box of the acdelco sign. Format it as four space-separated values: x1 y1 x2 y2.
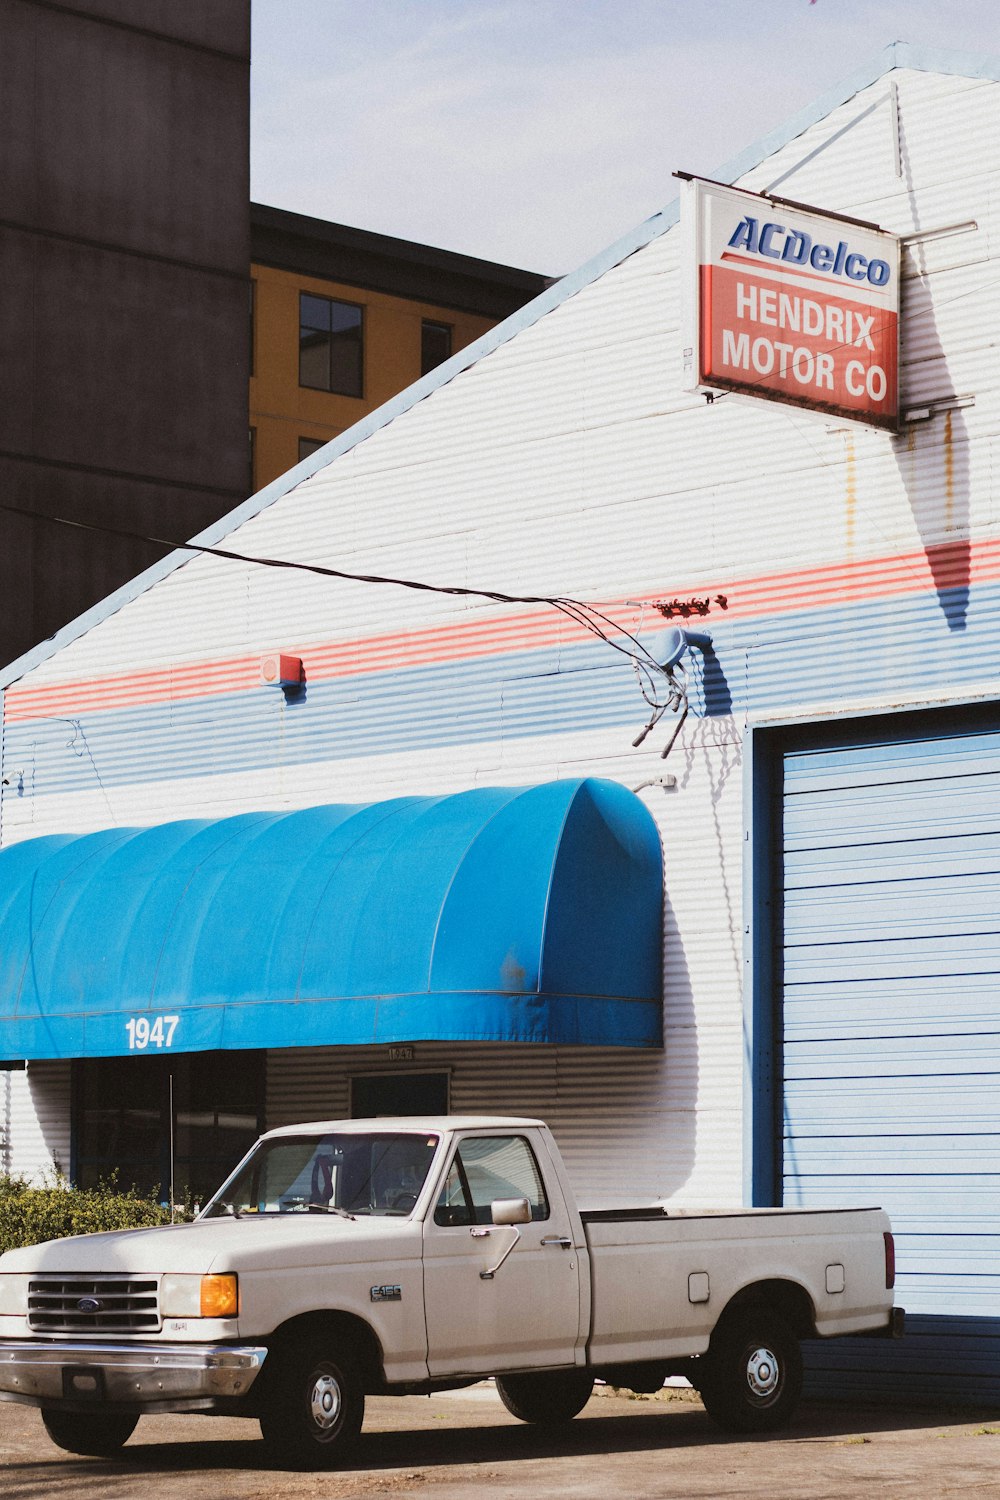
728 218 892 287
682 177 900 429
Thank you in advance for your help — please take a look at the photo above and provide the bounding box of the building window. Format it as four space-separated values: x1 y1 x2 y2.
421 319 453 376
299 293 363 396
351 1071 449 1118
298 436 327 463
73 1050 263 1207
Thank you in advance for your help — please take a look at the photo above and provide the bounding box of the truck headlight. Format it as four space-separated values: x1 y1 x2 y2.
161 1273 238 1319
0 1275 29 1315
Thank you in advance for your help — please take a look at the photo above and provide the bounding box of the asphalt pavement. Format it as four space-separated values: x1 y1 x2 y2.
4 1383 1000 1499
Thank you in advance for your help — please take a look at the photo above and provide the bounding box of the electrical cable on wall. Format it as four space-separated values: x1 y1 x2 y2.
0 499 708 759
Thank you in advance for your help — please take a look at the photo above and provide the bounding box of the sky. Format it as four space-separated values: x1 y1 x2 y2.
251 1 998 277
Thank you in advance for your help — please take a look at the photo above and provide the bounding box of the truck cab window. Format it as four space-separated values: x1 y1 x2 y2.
433 1135 549 1226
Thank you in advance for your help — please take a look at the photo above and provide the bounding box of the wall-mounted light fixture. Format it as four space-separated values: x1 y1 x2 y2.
259 653 302 688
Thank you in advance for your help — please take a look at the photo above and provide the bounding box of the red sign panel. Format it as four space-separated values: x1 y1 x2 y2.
685 179 900 430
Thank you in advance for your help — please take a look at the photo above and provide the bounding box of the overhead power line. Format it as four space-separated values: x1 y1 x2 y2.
0 498 677 711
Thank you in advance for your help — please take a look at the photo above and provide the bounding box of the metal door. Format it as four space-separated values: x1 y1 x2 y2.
780 715 1000 1325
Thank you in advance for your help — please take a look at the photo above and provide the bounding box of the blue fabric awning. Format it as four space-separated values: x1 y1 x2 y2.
0 778 663 1059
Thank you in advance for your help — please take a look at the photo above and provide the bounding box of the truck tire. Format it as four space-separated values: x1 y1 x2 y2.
695 1307 802 1434
41 1408 138 1456
258 1336 364 1468
495 1369 594 1424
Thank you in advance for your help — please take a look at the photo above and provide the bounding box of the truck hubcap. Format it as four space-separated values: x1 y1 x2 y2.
746 1346 780 1398
309 1372 342 1430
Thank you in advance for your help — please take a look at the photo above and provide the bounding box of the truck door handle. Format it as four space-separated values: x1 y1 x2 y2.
541 1235 573 1249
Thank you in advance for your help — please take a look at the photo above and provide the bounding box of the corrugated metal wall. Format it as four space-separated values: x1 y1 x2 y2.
2 1065 71 1182
0 59 999 1412
267 1041 732 1209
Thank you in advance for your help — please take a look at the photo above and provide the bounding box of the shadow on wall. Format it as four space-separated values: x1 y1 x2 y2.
445 900 699 1204
652 881 699 1198
677 727 744 994
698 645 735 718
893 113 971 632
895 409 971 631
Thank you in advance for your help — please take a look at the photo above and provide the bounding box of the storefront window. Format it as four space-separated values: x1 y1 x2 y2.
73 1051 262 1206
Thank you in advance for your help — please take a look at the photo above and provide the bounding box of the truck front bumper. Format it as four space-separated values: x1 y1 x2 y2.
0 1339 267 1413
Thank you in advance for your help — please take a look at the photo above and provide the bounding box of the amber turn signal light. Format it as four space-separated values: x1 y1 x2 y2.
200 1273 238 1318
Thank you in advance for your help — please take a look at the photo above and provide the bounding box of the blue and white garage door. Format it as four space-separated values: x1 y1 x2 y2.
779 710 1000 1400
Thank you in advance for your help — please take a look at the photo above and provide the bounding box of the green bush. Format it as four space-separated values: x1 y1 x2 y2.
0 1177 169 1254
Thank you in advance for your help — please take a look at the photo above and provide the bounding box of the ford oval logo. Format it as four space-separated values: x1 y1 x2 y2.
76 1296 102 1313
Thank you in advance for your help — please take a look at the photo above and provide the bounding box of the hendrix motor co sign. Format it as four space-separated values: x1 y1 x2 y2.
682 176 900 430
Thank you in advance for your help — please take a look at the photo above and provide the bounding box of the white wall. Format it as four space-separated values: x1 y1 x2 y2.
3 63 997 1199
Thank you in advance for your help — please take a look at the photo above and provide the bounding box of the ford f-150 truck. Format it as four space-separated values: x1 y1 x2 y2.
0 1116 901 1466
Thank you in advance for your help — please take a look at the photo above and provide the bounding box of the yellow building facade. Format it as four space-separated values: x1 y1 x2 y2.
250 205 549 492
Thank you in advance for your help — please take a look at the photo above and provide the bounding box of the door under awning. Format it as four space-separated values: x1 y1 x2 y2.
0 778 663 1060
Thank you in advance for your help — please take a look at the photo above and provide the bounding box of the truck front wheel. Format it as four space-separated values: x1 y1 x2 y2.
695 1308 802 1434
41 1408 138 1456
258 1336 364 1468
495 1369 594 1424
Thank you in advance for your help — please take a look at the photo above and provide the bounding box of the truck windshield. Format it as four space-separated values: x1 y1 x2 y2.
201 1132 440 1218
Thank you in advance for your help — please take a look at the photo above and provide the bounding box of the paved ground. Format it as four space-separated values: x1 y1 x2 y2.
4 1384 1000 1499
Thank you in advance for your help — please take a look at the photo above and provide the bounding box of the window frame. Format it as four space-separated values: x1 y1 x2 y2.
71 1051 264 1205
432 1133 550 1227
298 291 365 398
421 318 453 377
297 436 327 464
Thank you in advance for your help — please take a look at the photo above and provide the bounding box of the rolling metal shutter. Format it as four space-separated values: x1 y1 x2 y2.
781 713 1000 1399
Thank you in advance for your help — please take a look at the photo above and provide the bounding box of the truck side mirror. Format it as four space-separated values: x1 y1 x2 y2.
491 1197 531 1226
480 1198 531 1281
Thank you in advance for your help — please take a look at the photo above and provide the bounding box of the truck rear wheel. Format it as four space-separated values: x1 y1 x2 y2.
495 1369 594 1424
258 1336 364 1468
696 1307 802 1434
41 1408 138 1456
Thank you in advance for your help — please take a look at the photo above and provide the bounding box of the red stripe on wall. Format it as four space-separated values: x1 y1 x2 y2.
4 536 993 725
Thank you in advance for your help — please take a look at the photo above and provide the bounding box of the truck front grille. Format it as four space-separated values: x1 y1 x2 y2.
27 1276 160 1333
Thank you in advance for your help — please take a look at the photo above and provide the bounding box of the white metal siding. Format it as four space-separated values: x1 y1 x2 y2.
1 63 999 1279
266 1041 733 1210
6 69 998 701
3 1064 72 1182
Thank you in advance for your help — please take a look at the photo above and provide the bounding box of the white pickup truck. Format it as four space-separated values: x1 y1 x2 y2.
0 1115 900 1467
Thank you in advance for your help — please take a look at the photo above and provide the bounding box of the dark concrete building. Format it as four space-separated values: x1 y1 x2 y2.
0 0 251 668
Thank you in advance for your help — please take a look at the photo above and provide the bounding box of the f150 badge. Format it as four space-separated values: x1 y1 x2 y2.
371 1285 402 1303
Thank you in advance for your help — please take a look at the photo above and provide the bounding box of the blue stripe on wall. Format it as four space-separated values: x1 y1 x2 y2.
7 578 1000 799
